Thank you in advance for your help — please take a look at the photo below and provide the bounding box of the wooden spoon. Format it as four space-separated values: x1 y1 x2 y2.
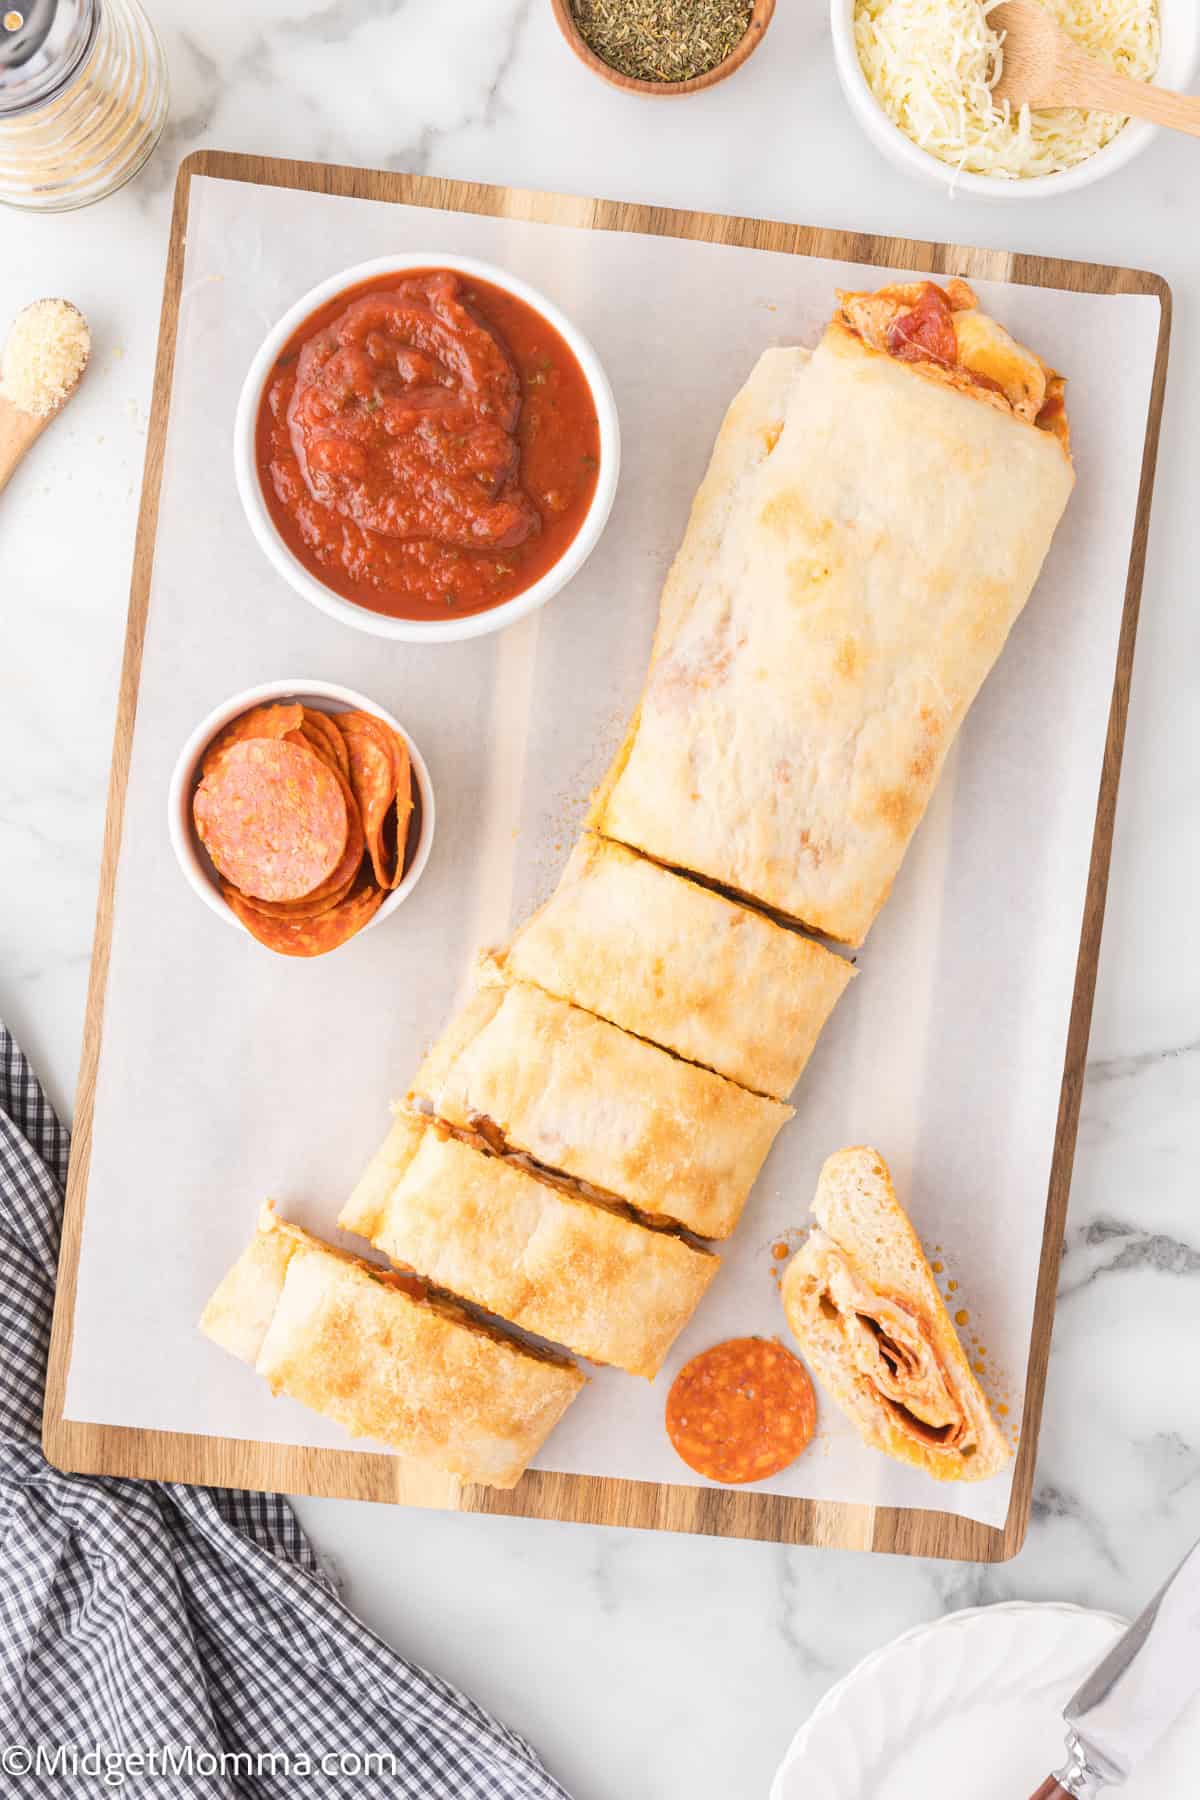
0 299 90 496
991 1 1200 137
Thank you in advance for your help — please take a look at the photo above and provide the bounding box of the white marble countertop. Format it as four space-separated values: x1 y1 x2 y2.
3 4 1199 1796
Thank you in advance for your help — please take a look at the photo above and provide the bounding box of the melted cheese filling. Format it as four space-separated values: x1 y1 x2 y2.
837 281 1069 445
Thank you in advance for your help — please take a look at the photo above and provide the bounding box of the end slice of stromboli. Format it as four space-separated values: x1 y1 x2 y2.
200 1204 582 1489
590 282 1074 945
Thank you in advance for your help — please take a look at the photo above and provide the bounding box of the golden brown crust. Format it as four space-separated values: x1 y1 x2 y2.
498 834 853 1101
408 974 791 1240
341 1114 718 1378
199 1203 583 1488
781 1147 1010 1483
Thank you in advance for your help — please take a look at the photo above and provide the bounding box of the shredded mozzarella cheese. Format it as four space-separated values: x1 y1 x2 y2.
853 0 1160 180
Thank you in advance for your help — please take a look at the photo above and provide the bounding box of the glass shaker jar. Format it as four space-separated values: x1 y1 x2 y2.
0 0 168 210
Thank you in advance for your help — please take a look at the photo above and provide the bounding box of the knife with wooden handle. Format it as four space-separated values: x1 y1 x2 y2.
1028 1536 1200 1797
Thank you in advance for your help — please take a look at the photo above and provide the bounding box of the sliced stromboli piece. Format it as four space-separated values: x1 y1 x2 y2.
781 1147 1010 1483
408 975 792 1240
497 832 853 1101
590 282 1074 946
341 1113 718 1379
200 1204 583 1490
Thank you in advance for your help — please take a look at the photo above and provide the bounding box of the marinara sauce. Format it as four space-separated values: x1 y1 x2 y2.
256 268 601 623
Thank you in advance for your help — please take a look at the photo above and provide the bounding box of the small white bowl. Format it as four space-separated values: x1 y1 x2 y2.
831 0 1199 201
234 254 621 643
168 679 435 943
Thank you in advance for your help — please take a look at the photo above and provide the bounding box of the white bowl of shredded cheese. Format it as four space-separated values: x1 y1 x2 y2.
832 0 1196 197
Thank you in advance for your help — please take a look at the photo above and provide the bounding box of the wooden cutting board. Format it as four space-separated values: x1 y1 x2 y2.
42 149 1171 1562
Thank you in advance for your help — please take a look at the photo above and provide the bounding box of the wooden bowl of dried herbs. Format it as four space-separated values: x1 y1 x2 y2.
550 0 775 95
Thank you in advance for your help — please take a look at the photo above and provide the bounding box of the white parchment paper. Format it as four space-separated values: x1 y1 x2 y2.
64 175 1163 1530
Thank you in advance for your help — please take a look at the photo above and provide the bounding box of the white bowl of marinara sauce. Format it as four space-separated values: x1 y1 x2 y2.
233 255 621 643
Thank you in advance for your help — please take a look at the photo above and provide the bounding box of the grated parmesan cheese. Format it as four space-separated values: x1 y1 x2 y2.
854 0 1160 180
1 298 91 417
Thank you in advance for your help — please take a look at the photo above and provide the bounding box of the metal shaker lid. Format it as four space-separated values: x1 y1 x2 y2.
0 0 98 115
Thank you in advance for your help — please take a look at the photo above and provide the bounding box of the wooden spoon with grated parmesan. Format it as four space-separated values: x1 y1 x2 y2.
0 298 91 497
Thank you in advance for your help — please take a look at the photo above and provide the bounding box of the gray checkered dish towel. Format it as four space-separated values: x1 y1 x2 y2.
0 1025 573 1798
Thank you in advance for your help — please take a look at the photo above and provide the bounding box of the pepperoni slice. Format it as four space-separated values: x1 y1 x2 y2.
299 707 351 779
234 868 357 922
886 283 959 370
665 1337 816 1485
200 702 304 779
334 709 402 779
386 733 414 889
1036 385 1067 439
193 738 348 902
232 763 365 919
341 728 396 888
224 870 386 957
334 710 414 889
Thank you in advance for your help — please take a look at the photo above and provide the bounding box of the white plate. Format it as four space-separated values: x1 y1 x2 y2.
772 1601 1200 1800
